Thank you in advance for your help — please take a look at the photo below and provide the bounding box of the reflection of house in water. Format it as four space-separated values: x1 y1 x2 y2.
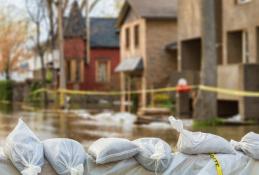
116 0 178 114
178 0 259 120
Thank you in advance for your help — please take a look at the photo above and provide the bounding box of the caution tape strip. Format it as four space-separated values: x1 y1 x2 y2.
32 86 197 96
199 85 259 97
210 154 223 175
28 85 259 97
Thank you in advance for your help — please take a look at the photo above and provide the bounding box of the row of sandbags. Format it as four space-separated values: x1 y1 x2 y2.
2 117 259 175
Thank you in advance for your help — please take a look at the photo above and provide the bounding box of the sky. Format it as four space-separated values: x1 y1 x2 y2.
0 0 124 41
0 0 123 18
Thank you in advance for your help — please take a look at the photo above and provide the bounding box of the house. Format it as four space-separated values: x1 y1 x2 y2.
116 0 178 114
1 48 59 84
177 0 259 120
64 1 120 91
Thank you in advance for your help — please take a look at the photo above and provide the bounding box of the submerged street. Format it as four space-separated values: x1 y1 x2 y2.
0 109 258 149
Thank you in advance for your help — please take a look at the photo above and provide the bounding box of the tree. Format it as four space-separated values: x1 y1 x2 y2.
193 0 218 120
0 12 29 80
26 0 49 106
81 0 102 63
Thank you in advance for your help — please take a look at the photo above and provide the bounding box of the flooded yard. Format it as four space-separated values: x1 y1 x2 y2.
0 109 259 149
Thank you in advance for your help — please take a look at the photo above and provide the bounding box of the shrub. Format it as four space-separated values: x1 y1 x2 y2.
0 80 13 102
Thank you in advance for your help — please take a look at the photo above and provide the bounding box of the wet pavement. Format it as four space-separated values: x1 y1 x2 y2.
0 109 258 149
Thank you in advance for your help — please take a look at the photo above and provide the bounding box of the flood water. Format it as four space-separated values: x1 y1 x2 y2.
0 109 259 149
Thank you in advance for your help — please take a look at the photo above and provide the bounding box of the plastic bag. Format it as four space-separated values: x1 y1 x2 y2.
88 138 139 164
231 132 259 160
168 116 235 154
43 138 87 175
3 119 44 175
133 138 172 173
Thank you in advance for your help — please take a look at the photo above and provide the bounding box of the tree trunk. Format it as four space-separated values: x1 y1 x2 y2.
47 0 55 51
58 0 66 107
36 22 48 108
193 0 218 120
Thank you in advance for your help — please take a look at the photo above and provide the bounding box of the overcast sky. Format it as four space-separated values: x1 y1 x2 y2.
0 0 124 42
0 0 123 18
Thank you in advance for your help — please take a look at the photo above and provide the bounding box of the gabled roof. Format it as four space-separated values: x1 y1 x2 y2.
90 18 119 48
64 1 86 37
117 0 177 27
64 1 119 48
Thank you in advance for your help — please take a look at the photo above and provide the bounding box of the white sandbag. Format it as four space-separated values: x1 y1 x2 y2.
133 138 172 173
88 138 139 164
43 138 87 175
3 119 44 175
168 116 235 154
231 132 259 160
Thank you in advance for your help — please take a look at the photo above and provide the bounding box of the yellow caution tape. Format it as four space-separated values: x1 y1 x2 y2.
210 154 223 175
33 85 198 96
199 85 259 97
30 85 259 98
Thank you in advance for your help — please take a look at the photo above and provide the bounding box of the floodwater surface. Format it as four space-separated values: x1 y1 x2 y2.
0 109 258 149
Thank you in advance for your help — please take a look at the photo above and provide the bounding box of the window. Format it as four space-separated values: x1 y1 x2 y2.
125 28 130 49
96 60 110 83
67 59 84 83
66 60 71 82
76 60 84 82
227 30 248 64
134 25 140 48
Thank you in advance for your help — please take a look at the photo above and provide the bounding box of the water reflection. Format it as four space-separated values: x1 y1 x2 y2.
0 109 258 149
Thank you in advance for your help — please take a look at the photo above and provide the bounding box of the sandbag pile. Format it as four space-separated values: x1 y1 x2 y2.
231 132 259 160
2 117 259 175
133 138 172 173
88 138 139 164
4 119 44 175
168 116 235 155
43 138 87 175
3 119 88 175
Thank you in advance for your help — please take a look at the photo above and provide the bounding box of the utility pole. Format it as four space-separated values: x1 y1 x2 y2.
84 0 101 64
86 0 91 64
58 0 66 106
193 0 218 120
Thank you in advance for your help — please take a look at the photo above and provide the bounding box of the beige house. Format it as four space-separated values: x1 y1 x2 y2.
116 0 178 114
178 0 259 120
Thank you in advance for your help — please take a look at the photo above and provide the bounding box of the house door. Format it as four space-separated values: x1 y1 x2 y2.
130 76 141 113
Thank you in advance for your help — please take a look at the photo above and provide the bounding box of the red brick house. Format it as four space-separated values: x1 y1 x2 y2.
64 1 120 91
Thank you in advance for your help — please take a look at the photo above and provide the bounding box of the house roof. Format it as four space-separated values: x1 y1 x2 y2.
90 18 119 48
64 1 86 37
117 0 177 27
64 1 119 48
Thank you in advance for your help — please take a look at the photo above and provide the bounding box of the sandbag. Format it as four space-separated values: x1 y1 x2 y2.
3 119 44 175
133 138 172 173
43 138 87 175
168 116 235 155
88 138 139 164
231 132 259 160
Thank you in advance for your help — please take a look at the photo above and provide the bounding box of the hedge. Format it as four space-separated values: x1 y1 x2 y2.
0 80 13 102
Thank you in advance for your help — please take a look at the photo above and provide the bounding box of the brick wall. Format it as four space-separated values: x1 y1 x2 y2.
146 20 178 88
64 37 86 58
82 48 120 91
